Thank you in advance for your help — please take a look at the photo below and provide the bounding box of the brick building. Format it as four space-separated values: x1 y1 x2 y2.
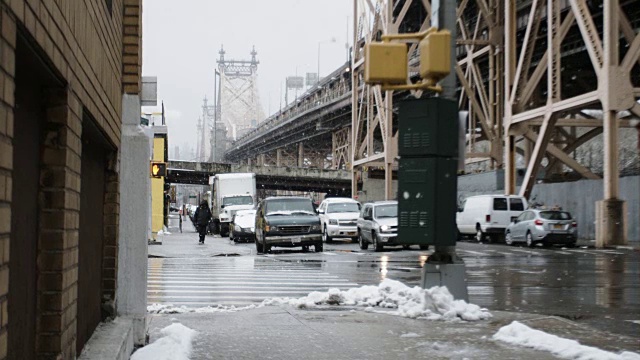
0 0 142 358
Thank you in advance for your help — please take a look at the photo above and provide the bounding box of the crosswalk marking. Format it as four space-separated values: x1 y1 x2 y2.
148 258 358 306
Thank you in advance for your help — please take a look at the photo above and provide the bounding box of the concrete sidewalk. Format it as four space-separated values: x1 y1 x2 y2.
149 215 252 258
145 306 639 360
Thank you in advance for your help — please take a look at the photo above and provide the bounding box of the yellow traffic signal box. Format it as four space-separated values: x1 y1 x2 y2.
419 30 451 84
150 162 167 178
364 42 408 85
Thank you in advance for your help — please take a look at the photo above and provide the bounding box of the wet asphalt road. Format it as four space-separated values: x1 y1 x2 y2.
260 238 640 339
151 217 639 339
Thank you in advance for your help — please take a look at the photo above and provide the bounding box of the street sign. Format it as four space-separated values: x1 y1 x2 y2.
306 72 318 86
286 76 304 89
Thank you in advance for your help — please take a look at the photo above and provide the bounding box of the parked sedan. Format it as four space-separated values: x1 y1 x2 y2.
230 209 256 243
505 209 577 247
357 201 402 252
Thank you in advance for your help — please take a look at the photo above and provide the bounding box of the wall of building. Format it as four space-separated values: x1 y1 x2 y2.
0 0 142 358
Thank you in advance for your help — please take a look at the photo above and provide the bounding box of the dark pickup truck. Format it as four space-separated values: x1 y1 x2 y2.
254 197 323 253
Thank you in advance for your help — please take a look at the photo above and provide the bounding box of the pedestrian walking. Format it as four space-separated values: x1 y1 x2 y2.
193 200 212 244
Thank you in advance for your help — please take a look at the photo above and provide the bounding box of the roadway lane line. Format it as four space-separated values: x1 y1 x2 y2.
458 250 488 256
510 249 543 256
599 250 624 255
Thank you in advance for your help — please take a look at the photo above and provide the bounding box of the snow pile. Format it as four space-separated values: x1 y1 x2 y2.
148 303 263 314
262 279 492 321
493 321 640 360
131 323 197 360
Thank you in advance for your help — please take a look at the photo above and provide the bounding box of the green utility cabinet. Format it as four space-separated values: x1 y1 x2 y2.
397 98 458 246
398 98 458 157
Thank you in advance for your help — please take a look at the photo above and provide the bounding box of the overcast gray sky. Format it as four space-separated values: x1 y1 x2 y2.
142 0 353 159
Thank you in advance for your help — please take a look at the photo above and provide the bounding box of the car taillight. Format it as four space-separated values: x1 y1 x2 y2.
534 219 543 226
571 221 577 227
485 215 491 223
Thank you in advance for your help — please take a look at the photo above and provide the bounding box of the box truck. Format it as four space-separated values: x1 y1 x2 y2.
209 173 256 236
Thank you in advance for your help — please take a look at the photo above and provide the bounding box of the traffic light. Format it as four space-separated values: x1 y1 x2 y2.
150 162 167 178
363 27 451 92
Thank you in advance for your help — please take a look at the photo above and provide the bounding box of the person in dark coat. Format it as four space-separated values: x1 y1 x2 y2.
193 200 212 244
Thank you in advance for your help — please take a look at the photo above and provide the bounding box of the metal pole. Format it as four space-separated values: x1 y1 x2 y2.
213 70 218 162
350 0 358 199
317 42 321 83
431 0 457 259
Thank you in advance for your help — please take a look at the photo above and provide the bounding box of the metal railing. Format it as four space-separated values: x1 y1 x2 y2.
230 62 352 149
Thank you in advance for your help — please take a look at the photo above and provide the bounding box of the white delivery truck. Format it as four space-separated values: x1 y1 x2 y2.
209 173 256 236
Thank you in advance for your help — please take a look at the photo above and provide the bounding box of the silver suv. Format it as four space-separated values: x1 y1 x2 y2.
357 201 401 252
317 198 361 243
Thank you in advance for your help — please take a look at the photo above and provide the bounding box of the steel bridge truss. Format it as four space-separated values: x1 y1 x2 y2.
224 0 639 209
225 63 353 170
217 46 265 141
351 0 639 200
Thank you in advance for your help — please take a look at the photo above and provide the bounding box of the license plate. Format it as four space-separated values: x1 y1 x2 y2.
347 232 356 236
291 236 302 243
553 224 563 230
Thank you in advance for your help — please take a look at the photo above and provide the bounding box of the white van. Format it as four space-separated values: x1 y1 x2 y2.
456 195 528 242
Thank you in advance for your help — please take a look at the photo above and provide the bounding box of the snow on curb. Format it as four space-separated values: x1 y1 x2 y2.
148 303 263 314
131 323 197 360
262 278 492 321
493 321 640 360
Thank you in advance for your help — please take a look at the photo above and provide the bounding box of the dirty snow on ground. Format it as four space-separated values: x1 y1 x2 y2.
131 323 197 360
147 303 263 314
400 332 421 338
493 321 640 360
263 278 491 321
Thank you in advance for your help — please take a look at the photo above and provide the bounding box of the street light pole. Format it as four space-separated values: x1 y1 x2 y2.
317 38 337 83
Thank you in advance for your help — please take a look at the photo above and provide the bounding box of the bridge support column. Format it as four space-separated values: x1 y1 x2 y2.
298 143 304 167
276 149 282 167
596 0 626 247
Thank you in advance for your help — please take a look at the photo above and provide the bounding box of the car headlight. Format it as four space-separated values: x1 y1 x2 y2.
234 225 241 232
329 219 338 225
380 225 390 232
265 225 277 232
311 224 320 231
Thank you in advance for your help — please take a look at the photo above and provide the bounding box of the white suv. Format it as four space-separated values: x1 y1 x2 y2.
456 195 528 242
317 198 361 243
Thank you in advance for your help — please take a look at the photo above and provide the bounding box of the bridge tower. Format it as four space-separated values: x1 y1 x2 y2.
217 46 265 144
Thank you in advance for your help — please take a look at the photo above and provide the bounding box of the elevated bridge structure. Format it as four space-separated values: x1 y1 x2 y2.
165 161 352 196
224 0 640 207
